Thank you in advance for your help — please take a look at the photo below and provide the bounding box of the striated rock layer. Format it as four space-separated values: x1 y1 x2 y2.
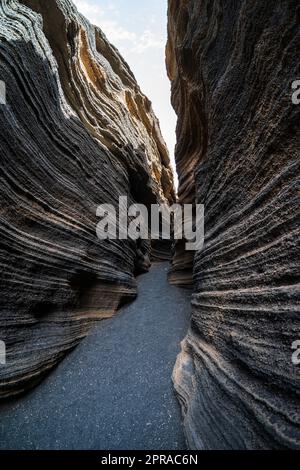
167 0 300 449
0 0 174 398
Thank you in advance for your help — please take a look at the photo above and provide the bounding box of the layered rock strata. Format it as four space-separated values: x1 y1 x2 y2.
167 0 300 449
0 0 174 398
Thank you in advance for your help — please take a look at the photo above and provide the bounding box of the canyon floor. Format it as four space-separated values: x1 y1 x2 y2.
0 263 190 450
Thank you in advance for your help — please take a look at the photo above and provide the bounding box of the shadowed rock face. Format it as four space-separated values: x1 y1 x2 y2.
0 0 174 398
167 0 300 449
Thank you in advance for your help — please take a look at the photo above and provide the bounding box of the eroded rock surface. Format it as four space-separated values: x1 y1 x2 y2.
167 0 300 449
0 0 174 398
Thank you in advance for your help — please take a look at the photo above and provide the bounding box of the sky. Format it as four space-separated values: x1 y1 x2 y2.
72 0 177 185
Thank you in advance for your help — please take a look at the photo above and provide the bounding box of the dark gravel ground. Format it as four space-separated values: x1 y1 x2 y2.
0 263 191 450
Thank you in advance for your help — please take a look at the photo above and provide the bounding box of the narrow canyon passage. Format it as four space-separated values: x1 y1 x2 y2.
0 263 190 450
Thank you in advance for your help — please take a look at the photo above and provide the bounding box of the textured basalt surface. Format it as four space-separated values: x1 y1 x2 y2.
167 0 300 449
0 0 174 398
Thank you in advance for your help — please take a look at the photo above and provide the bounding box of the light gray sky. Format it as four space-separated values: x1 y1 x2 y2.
73 0 177 185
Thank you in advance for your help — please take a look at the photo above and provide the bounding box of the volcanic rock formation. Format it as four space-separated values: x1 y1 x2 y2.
0 0 174 398
167 0 300 449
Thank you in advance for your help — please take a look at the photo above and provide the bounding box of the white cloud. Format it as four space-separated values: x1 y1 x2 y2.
100 20 137 43
130 30 165 54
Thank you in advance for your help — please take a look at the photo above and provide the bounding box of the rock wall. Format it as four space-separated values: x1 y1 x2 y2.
0 0 174 398
167 0 300 449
